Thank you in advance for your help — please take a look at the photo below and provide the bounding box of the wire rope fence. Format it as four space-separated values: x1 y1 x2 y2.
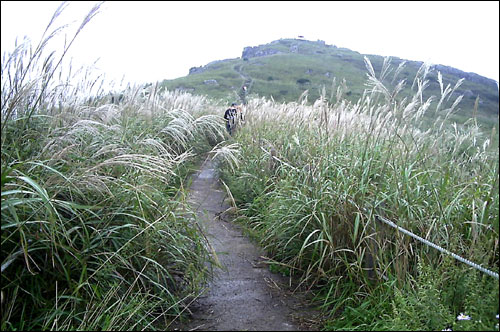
374 214 499 280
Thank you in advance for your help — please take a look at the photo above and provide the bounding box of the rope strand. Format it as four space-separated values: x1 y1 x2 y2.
375 215 499 280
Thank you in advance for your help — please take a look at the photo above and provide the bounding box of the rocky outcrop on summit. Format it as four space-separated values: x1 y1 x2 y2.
189 66 205 75
242 46 283 59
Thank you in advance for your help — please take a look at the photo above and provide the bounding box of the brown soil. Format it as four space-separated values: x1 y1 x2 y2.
171 156 320 331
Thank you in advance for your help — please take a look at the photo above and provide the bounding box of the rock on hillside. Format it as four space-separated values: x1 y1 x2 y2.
242 46 283 59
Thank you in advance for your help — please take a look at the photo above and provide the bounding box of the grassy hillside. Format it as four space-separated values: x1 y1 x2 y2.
160 38 499 131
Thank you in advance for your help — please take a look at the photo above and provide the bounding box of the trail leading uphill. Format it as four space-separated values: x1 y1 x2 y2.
172 156 318 331
234 64 252 105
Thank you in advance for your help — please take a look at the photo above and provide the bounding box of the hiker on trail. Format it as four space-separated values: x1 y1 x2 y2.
241 86 248 105
224 102 246 135
236 104 244 123
224 103 237 135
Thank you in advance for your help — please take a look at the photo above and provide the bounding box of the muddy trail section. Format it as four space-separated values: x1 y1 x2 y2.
172 156 320 331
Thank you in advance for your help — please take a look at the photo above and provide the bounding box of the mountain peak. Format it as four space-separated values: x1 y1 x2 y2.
163 38 498 129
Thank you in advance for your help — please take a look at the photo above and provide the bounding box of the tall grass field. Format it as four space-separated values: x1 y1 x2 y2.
1 4 229 330
2 3 498 331
218 59 499 330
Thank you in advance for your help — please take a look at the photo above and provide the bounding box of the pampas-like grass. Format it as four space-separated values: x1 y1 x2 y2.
217 54 498 330
1 3 228 329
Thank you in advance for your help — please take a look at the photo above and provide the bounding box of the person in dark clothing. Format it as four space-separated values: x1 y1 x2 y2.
224 103 238 135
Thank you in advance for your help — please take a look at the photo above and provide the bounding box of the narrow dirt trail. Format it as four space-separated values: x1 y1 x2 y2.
234 64 252 104
173 156 318 331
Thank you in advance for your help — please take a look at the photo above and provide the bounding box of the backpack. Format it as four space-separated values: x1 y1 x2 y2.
224 108 234 121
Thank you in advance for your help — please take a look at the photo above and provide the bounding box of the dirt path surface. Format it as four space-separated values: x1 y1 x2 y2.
173 156 319 331
234 65 252 104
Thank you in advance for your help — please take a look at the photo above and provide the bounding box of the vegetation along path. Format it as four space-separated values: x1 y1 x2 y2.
173 156 318 331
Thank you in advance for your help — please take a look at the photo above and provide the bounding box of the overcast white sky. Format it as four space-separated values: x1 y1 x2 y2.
1 1 499 90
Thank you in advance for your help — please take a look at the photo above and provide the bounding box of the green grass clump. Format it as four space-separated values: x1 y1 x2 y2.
1 4 227 330
218 57 499 330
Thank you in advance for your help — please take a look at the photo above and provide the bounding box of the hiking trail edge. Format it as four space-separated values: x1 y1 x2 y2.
172 155 319 331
